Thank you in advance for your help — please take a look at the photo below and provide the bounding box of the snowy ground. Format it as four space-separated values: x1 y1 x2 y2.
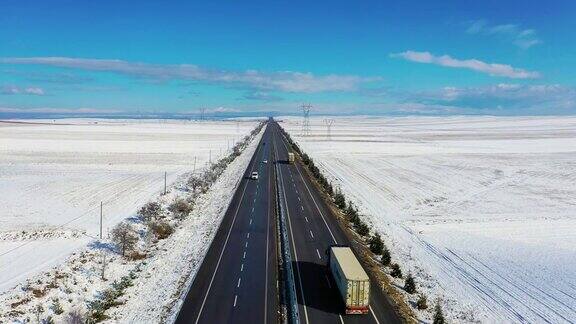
281 116 576 323
0 119 258 293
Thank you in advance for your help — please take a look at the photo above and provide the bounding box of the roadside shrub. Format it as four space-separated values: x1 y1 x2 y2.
433 301 445 324
302 153 311 165
416 294 428 310
148 220 174 240
326 182 334 196
381 247 391 266
404 273 416 294
334 191 346 209
138 202 162 222
111 222 139 257
65 308 86 324
369 233 384 255
355 222 369 237
168 199 193 219
50 298 63 315
390 263 402 278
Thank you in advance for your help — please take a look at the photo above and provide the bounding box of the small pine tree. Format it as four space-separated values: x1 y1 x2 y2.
51 298 63 315
355 222 369 236
345 204 355 217
326 182 334 196
334 191 346 209
404 273 416 294
390 263 402 278
416 294 428 310
381 247 391 266
369 233 384 255
433 301 445 324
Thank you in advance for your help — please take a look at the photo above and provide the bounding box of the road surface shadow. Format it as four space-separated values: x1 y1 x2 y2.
293 260 345 315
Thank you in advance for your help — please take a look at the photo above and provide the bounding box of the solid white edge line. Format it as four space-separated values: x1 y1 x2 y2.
369 306 381 324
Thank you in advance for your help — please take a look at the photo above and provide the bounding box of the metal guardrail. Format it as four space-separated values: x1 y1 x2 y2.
275 162 300 324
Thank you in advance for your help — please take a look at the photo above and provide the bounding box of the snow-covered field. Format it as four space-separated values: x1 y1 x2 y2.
0 119 258 293
281 116 576 323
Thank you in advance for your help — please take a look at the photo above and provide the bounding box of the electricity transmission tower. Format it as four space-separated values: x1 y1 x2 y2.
324 119 335 140
199 107 207 121
300 103 312 136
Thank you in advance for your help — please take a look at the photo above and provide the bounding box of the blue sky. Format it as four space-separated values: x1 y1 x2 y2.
1 0 575 116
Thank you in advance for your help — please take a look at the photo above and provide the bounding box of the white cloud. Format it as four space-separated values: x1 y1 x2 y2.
391 51 540 79
466 20 542 49
1 57 377 93
406 83 576 113
0 107 121 114
0 86 45 95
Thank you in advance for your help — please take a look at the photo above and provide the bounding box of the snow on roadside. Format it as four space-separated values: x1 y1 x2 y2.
109 125 264 323
281 116 576 323
0 124 265 323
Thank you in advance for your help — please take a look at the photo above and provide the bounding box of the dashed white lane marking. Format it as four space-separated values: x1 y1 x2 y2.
339 315 344 324
237 278 241 288
316 249 322 259
241 263 244 272
243 251 246 259
309 230 314 239
247 233 250 239
305 216 309 223
249 218 253 225
325 275 332 288
234 295 238 307
297 196 301 201
251 207 255 213
245 241 248 248
301 205 304 211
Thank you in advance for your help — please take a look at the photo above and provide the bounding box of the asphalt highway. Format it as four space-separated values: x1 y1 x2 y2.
270 121 401 324
176 120 401 324
175 123 278 324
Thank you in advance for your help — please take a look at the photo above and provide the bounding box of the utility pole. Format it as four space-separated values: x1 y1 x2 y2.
101 252 107 281
300 103 312 136
99 201 103 240
164 171 167 195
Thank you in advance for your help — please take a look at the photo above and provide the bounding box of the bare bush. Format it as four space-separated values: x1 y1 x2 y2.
148 220 174 240
138 202 162 222
65 308 86 324
111 222 139 257
168 199 193 219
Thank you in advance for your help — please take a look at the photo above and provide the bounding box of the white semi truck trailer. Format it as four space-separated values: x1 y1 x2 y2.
328 246 371 314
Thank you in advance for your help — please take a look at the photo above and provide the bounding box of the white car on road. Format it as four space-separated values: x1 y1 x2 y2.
251 171 259 180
